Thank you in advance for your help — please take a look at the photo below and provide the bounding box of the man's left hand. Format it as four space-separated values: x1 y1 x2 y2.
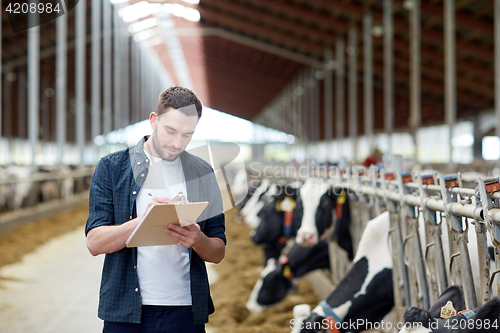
165 222 202 248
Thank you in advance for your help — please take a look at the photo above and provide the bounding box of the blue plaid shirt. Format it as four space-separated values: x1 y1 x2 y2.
85 136 226 324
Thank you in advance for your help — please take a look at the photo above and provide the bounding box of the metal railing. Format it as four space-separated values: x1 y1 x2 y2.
246 162 500 321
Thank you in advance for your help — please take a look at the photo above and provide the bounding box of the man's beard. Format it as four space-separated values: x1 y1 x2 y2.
150 132 182 161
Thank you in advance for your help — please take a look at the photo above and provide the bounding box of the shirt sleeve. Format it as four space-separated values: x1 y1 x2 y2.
85 157 115 235
201 168 226 245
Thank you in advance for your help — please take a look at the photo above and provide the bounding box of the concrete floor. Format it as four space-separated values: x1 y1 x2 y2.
0 228 104 333
0 228 218 333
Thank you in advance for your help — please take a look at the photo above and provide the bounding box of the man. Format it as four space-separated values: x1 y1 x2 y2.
85 86 226 333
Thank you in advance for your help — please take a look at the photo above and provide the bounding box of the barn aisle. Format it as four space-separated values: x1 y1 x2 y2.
0 227 104 333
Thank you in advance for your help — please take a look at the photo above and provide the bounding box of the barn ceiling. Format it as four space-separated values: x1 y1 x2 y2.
1 0 496 141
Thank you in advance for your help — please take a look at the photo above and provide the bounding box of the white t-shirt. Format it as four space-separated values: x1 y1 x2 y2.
136 152 192 306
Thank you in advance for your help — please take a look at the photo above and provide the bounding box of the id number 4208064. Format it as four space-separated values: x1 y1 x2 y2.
444 319 499 330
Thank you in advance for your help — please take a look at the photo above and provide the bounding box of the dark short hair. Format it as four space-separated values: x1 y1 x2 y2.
155 86 202 118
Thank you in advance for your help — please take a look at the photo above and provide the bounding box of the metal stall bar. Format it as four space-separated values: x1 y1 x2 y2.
477 178 500 296
56 11 67 165
324 47 333 141
439 174 477 309
398 173 429 310
103 0 112 135
336 36 345 158
416 174 448 306
348 23 358 162
410 0 421 159
28 13 40 165
364 9 374 152
113 3 122 131
91 0 102 147
444 0 456 170
384 0 394 154
75 0 86 164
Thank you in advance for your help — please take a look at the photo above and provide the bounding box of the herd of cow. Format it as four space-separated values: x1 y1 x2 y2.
0 165 89 214
236 176 500 333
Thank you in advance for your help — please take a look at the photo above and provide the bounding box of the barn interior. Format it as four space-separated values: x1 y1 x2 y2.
1 0 500 332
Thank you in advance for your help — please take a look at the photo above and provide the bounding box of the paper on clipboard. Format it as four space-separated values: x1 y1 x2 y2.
125 201 209 247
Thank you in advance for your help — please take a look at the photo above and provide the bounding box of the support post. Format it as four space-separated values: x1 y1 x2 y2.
336 36 345 158
384 0 394 154
410 0 421 159
495 0 500 141
56 11 67 165
28 14 40 165
324 47 333 141
364 9 374 152
103 0 112 135
75 0 86 164
444 0 456 170
91 0 101 143
348 23 358 162
113 3 122 131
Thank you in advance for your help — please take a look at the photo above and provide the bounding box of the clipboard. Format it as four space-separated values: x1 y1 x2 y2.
126 201 209 247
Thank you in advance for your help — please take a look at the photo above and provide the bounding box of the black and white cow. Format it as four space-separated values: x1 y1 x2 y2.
239 178 270 222
247 189 355 311
291 211 394 333
246 240 331 312
294 178 353 252
400 285 500 333
251 182 302 261
295 177 333 246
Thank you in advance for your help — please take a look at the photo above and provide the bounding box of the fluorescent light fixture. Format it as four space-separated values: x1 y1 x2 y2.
110 0 129 4
129 17 158 33
140 36 163 49
119 1 162 23
181 0 200 4
133 28 159 42
164 3 201 22
483 136 500 160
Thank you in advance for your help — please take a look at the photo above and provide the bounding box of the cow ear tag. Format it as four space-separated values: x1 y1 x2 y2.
282 264 294 280
337 191 346 204
280 197 296 212
440 301 457 319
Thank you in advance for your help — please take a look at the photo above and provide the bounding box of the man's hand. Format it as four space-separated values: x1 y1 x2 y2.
165 222 202 248
165 222 225 263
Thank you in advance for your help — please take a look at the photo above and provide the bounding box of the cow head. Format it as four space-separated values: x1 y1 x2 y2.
247 241 331 312
246 258 293 313
400 285 500 333
295 178 334 246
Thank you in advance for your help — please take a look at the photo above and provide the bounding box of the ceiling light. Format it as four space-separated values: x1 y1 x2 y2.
129 17 158 33
163 3 200 22
119 1 162 23
371 25 383 37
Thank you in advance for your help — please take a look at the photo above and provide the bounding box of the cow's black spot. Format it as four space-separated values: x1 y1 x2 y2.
325 257 369 309
256 269 292 306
